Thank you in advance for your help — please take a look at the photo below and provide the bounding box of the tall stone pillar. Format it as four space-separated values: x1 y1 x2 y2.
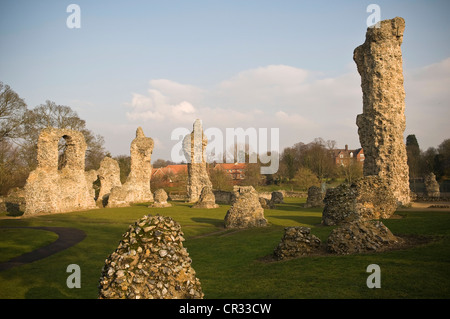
107 127 154 207
354 17 410 206
183 119 212 203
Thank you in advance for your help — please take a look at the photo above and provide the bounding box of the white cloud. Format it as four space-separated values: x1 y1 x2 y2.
404 57 450 149
125 81 198 124
123 59 450 160
215 65 310 108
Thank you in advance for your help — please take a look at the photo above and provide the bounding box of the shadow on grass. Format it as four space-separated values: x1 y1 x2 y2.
273 202 323 212
268 215 322 227
4 202 25 217
25 286 67 299
191 217 224 227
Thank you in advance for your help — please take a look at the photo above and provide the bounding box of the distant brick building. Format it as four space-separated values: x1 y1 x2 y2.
214 163 247 182
152 164 187 184
152 162 248 186
332 145 364 166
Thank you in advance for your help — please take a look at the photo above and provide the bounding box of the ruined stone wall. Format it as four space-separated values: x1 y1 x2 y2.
24 127 97 215
354 17 410 206
192 186 218 209
183 119 212 203
321 176 397 226
213 190 233 204
424 173 440 198
108 127 154 207
97 157 122 206
224 186 267 229
304 186 324 208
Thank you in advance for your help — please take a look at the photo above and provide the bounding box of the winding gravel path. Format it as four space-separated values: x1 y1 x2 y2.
0 227 86 271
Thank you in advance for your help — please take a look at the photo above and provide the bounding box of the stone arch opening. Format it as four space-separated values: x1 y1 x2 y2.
57 135 68 170
25 127 95 215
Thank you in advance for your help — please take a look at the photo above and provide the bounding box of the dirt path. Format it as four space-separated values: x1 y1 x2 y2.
0 227 86 271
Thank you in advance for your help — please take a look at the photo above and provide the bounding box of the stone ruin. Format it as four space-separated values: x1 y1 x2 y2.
424 173 440 198
24 127 97 215
322 176 397 226
327 220 403 255
150 189 172 208
183 119 213 203
224 186 267 229
354 17 410 206
108 127 154 207
22 126 155 215
259 197 275 209
271 191 284 204
192 186 218 209
213 190 233 204
299 17 410 258
98 214 204 299
271 220 403 260
259 191 284 209
273 226 322 260
96 156 122 207
0 187 26 216
304 186 324 208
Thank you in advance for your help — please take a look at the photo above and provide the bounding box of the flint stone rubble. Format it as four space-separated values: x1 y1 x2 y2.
354 17 410 206
424 173 440 198
192 186 218 209
271 191 284 204
273 226 322 260
213 190 233 204
259 191 284 209
326 220 403 255
259 197 275 209
24 127 97 215
108 127 154 207
322 184 357 226
304 186 324 208
353 176 398 219
98 215 204 299
96 157 122 207
224 186 267 229
0 188 26 215
150 189 172 208
322 176 397 226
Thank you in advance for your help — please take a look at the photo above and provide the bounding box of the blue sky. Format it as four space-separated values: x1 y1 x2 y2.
1 0 449 161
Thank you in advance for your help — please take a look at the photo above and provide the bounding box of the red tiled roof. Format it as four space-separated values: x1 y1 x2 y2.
214 163 247 170
152 164 187 177
165 164 187 174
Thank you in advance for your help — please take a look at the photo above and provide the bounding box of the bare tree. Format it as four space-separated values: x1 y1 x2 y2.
0 82 27 141
209 166 233 191
19 100 107 170
300 138 336 182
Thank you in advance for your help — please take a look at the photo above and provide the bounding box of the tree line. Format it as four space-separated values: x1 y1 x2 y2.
0 81 109 195
406 134 450 186
150 137 363 192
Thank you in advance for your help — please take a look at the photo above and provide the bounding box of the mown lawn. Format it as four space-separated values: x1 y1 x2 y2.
0 198 449 299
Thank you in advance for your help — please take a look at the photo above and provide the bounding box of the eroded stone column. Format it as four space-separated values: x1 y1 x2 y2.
97 157 122 206
182 119 212 203
108 127 154 207
354 17 410 206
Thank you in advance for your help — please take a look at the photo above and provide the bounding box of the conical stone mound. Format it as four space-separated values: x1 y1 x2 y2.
98 215 204 299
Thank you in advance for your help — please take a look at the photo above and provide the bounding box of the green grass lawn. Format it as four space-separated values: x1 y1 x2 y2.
0 198 449 299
